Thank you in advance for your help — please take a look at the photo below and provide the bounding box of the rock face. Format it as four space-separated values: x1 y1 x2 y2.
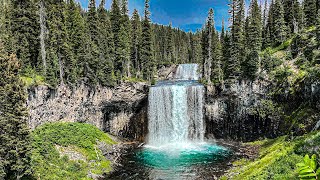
204 81 276 141
205 80 320 142
27 82 148 141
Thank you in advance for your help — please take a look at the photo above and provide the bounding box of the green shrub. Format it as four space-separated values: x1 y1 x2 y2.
227 132 320 180
31 122 116 180
296 154 320 180
20 75 46 87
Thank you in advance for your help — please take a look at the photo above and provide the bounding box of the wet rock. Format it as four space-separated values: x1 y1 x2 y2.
98 140 140 168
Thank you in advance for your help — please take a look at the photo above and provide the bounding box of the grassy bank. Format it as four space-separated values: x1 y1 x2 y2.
222 131 320 180
30 122 116 180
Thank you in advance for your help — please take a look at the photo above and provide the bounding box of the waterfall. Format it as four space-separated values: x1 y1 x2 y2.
148 64 205 146
174 64 200 80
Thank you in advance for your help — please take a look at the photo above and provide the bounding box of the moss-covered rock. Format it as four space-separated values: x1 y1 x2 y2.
30 122 116 180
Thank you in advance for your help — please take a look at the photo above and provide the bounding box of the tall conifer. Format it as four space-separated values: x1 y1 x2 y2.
120 0 131 78
141 0 154 81
304 0 317 27
8 0 40 70
88 0 99 44
97 0 115 86
0 45 31 179
284 0 302 33
110 0 122 79
272 0 287 45
226 0 244 81
131 9 142 77
46 0 73 86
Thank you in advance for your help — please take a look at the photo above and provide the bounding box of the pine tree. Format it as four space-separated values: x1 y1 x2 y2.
82 31 100 85
243 0 262 80
202 9 214 83
167 23 176 64
46 0 74 86
272 0 287 45
80 0 100 85
97 0 115 86
141 0 154 81
190 31 202 64
263 0 273 49
294 0 304 32
304 0 317 27
131 9 142 78
178 31 189 64
0 0 10 45
118 25 131 78
243 50 259 80
247 0 262 51
110 0 122 80
226 0 245 81
244 16 250 50
212 31 223 83
284 0 302 33
220 20 229 76
8 0 40 71
262 0 268 30
0 44 31 179
65 0 86 83
222 32 232 79
221 19 226 44
88 0 99 44
317 10 320 45
120 0 131 78
39 0 48 75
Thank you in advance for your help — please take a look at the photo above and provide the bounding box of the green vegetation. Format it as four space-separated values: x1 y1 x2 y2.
0 46 32 179
263 38 293 55
224 131 320 180
20 70 47 87
1 0 320 179
31 122 116 180
296 154 320 179
20 74 46 88
1 0 320 88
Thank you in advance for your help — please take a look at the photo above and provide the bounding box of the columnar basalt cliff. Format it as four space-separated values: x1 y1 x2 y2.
205 80 320 142
204 81 279 141
27 82 149 141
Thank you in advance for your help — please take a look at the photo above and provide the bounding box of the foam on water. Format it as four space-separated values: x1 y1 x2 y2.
137 143 230 169
144 64 230 173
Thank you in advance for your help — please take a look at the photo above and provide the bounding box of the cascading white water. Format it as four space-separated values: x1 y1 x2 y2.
148 64 205 146
108 64 230 179
174 64 200 81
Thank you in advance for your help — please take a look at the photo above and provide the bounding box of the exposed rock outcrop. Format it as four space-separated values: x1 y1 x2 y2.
205 81 276 141
27 82 148 141
205 80 320 142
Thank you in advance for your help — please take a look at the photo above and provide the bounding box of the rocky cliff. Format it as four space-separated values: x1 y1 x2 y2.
27 82 148 141
205 80 320 142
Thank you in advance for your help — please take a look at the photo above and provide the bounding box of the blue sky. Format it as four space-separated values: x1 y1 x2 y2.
77 0 251 32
